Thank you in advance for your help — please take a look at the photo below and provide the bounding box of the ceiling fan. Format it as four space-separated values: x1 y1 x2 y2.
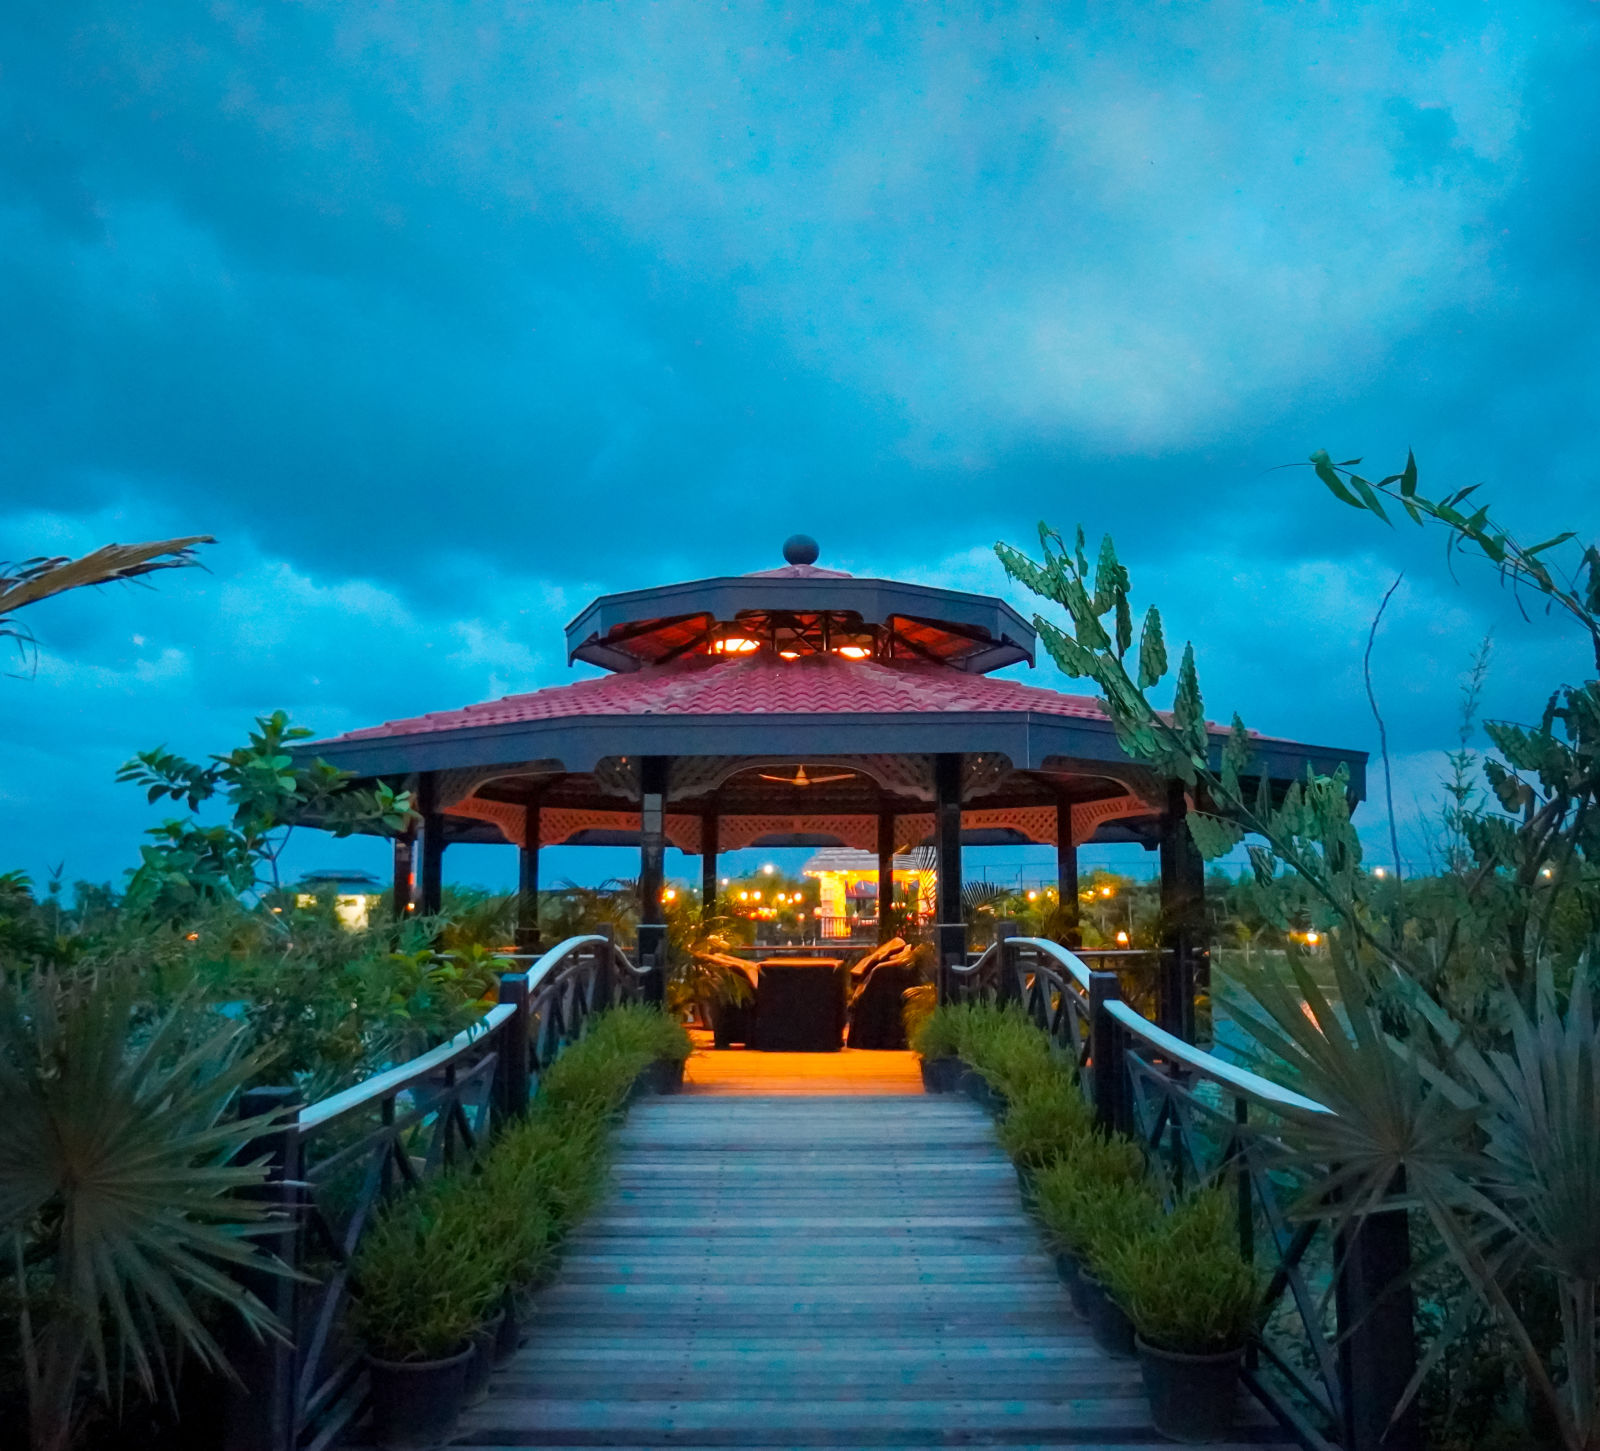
758 764 855 787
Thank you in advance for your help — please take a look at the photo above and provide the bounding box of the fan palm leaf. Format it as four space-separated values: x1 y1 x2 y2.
0 972 291 1451
0 537 212 659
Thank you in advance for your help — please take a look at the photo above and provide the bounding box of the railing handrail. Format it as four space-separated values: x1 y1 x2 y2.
1008 935 1094 992
298 1001 517 1133
1103 999 1332 1117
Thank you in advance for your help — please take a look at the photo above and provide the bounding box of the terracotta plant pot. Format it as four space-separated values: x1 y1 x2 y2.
1078 1271 1136 1358
364 1343 473 1450
464 1309 505 1405
1135 1336 1245 1443
919 1056 961 1093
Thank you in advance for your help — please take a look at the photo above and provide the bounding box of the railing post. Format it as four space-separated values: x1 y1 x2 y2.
1336 1178 1420 1451
493 973 531 1121
994 919 1020 1004
595 924 616 1007
223 1087 302 1451
1088 970 1130 1137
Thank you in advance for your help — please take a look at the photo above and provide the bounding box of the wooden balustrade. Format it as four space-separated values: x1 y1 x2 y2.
955 936 1420 1451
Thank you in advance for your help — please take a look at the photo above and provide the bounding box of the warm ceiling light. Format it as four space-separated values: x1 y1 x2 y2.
779 649 800 659
713 635 761 654
835 644 871 659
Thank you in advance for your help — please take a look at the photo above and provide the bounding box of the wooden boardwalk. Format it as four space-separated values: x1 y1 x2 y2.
458 1064 1290 1449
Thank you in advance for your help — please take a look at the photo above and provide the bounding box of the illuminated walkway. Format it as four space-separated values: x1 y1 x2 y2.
682 1044 925 1096
456 1084 1289 1449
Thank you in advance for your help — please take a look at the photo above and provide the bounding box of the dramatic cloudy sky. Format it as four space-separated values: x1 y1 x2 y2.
4 2 1599 893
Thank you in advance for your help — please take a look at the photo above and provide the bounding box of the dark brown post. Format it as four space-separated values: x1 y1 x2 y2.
1055 798 1081 945
994 918 1020 1003
1157 779 1204 1041
391 830 414 926
933 753 966 999
701 813 719 920
417 770 445 918
1337 1182 1420 1451
493 973 531 1119
1089 969 1130 1135
637 755 669 1004
222 1087 302 1451
516 798 541 953
876 809 895 943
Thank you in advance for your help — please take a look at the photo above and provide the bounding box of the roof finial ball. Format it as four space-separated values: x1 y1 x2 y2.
782 533 820 567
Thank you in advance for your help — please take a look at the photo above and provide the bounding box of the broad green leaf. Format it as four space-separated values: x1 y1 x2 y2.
1136 606 1167 689
1400 449 1418 497
1187 810 1245 860
1311 449 1365 510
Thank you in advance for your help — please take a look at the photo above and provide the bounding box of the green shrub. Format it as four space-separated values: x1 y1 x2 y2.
995 1080 1094 1170
538 1004 690 1115
351 1174 504 1362
908 996 958 1059
1099 1188 1260 1354
1031 1134 1157 1266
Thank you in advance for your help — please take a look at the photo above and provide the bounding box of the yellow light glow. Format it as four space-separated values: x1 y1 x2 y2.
835 644 871 659
720 877 729 885
712 636 761 654
1541 866 1554 879
1027 890 1038 901
663 888 676 901
1306 931 1321 946
1115 930 1129 946
1100 886 1114 898
753 890 762 901
779 650 800 659
762 863 776 874
739 890 749 901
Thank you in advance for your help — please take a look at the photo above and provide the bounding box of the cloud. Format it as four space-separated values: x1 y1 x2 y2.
1 1 1598 889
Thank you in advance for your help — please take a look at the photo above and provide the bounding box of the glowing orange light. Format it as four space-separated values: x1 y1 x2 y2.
1115 930 1129 946
779 650 800 659
1100 886 1114 898
712 636 761 654
835 644 871 659
752 890 762 901
663 888 676 901
1305 931 1320 946
1027 890 1038 901
739 890 749 901
185 932 200 942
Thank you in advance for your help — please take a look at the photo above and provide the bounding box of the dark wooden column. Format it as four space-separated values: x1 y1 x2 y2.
876 809 895 942
933 753 966 997
1055 797 1080 945
391 830 414 923
637 756 669 1002
701 813 719 920
515 797 541 953
1157 779 1206 1040
417 770 445 918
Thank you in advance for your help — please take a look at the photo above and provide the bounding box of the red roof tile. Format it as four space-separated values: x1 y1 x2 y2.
324 653 1111 744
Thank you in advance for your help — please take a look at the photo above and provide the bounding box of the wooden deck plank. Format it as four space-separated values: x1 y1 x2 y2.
456 1064 1295 1451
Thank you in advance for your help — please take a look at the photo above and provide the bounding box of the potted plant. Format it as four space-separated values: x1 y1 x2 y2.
908 1001 962 1091
1100 1190 1260 1442
1030 1135 1158 1353
351 1180 505 1449
995 1080 1093 1192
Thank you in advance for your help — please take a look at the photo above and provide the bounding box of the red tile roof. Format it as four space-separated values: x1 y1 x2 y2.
324 653 1112 744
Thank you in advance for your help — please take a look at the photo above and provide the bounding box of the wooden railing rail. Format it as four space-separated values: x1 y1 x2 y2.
957 936 1417 1451
224 933 650 1451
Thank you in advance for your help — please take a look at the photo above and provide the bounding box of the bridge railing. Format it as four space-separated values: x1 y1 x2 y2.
954 935 1418 1451
224 932 653 1451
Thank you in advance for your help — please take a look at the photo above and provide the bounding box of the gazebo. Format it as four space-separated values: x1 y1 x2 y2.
305 536 1365 1039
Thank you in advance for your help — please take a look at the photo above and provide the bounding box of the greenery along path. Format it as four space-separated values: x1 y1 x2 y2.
455 1085 1291 1449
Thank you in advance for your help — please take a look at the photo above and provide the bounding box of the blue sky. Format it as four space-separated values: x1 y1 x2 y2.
4 1 1599 894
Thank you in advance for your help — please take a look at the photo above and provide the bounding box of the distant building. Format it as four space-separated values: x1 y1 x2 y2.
802 848 935 940
295 869 385 930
